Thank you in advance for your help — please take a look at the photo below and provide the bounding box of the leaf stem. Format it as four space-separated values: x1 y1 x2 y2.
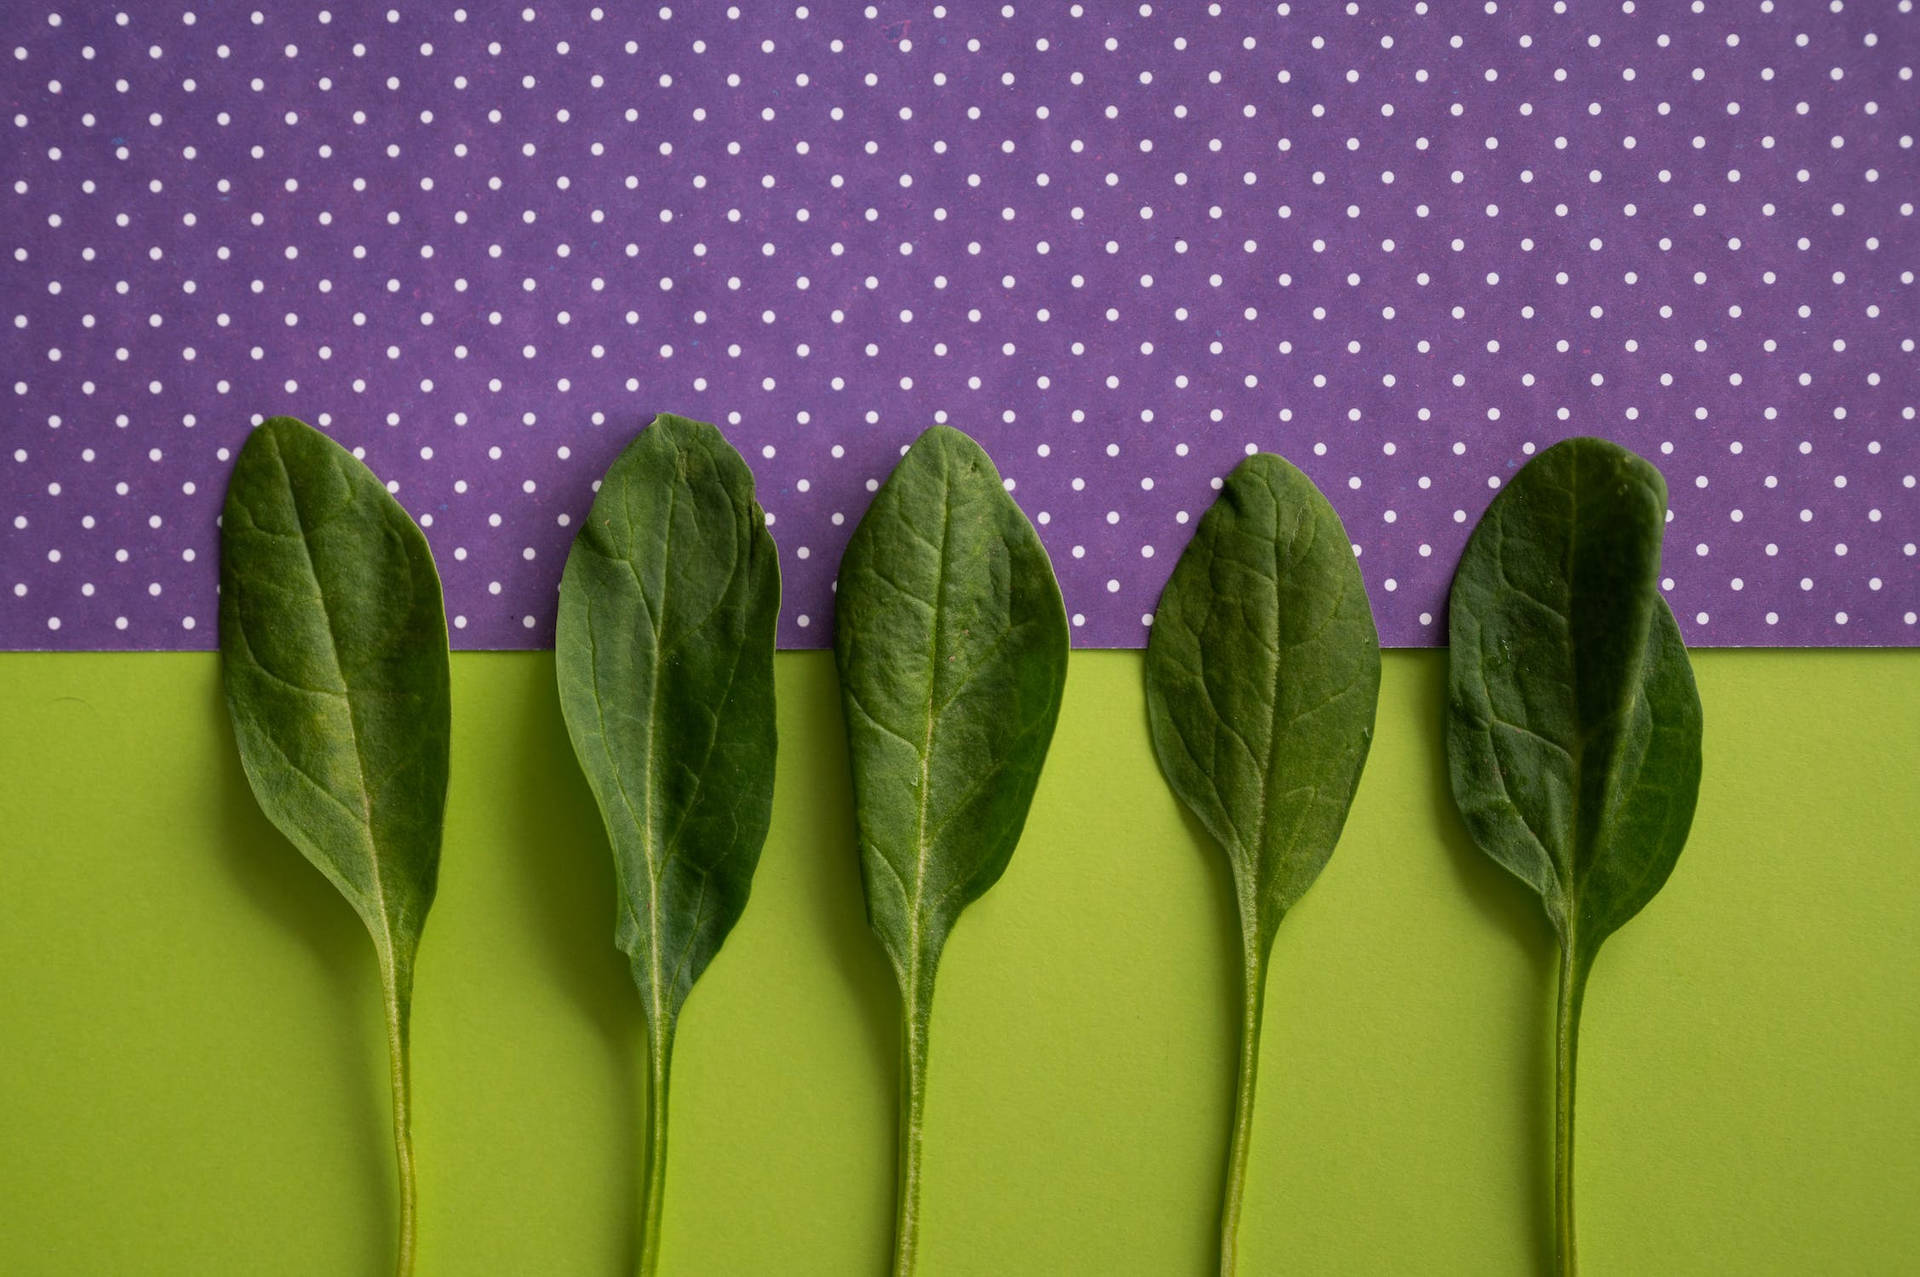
1554 942 1588 1277
380 958 417 1277
639 1017 676 1277
1218 896 1268 1277
892 966 934 1277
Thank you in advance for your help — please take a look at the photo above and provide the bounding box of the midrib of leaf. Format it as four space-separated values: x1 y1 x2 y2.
263 429 419 1277
1252 508 1348 878
909 471 956 965
894 463 958 1277
266 432 395 959
642 475 680 1032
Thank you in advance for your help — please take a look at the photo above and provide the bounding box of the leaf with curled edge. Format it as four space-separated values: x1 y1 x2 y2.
220 415 450 1277
1144 451 1380 1276
555 412 780 1277
1445 435 1703 1277
833 425 1069 1277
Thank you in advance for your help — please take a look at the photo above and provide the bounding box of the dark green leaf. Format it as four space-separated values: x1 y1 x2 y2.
1144 452 1381 1275
554 413 780 1276
1445 435 1703 1277
833 425 1069 1277
220 415 450 1277
1446 437 1703 963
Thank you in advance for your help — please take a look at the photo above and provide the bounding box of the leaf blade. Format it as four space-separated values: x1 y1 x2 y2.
833 425 1069 982
220 415 450 969
1145 452 1382 947
1577 597 1703 951
1444 435 1702 956
554 412 781 1027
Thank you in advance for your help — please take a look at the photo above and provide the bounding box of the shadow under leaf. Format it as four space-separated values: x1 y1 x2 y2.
206 677 393 1274
791 659 900 1101
1414 653 1557 1277
485 653 645 1274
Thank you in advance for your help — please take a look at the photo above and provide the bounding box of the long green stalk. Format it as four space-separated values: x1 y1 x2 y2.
1218 892 1269 1276
1554 943 1589 1277
892 969 934 1277
639 1019 676 1277
379 958 418 1277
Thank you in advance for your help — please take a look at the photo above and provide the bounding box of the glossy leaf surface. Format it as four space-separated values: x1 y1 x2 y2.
555 413 780 1275
834 425 1069 1277
220 415 450 1277
1446 435 1703 1277
1144 451 1381 1275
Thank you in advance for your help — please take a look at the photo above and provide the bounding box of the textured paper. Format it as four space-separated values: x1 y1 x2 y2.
3 650 1917 1272
2 3 1914 648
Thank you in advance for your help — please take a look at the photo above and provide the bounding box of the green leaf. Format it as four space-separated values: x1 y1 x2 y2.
1144 452 1381 1276
832 425 1069 1277
554 413 780 1277
219 415 450 1277
1445 436 1704 1277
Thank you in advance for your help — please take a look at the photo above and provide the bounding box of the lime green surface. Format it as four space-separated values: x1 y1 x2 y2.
2 650 1915 1275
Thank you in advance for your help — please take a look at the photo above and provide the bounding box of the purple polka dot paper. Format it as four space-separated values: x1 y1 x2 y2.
3 2 1916 651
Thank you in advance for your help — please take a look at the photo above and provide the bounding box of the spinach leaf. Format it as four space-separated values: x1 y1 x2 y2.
1144 452 1381 1275
219 416 450 1277
832 426 1069 1277
555 413 780 1276
1446 436 1704 1277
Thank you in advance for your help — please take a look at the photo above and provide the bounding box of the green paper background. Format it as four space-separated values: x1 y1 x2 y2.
2 650 1915 1275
